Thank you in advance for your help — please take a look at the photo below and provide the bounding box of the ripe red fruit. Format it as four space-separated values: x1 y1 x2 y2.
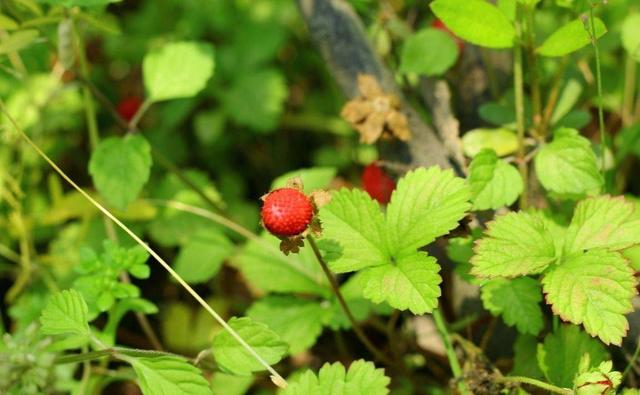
117 96 143 122
261 188 314 237
362 163 395 204
431 19 464 51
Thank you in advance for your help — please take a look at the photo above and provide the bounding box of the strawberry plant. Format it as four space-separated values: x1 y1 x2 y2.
2 0 640 394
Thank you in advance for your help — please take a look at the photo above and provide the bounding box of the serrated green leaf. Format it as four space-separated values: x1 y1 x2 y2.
143 41 215 102
88 135 152 210
40 289 90 337
511 335 544 379
462 128 519 157
319 188 388 273
534 128 603 197
211 317 288 376
129 355 212 395
471 211 556 278
174 229 233 284
361 252 441 314
537 17 607 57
481 277 543 335
400 28 458 76
469 149 523 210
386 167 470 257
430 0 515 49
222 69 287 132
539 325 608 387
247 296 325 355
542 249 636 345
281 360 390 395
622 14 640 62
271 167 337 194
574 361 621 395
564 195 640 254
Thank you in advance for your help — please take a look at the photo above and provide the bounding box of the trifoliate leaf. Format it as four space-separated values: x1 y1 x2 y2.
400 28 459 76
234 233 330 297
89 135 152 210
534 128 603 197
511 335 544 379
143 41 215 102
281 360 390 395
271 167 337 194
222 69 287 132
468 149 523 210
430 0 516 49
247 296 325 355
386 167 470 257
542 249 637 345
361 252 441 314
563 195 640 254
211 317 288 376
174 229 233 284
40 289 90 337
574 361 621 395
462 128 519 157
537 18 607 57
539 325 608 388
319 189 389 273
481 277 543 335
129 355 212 395
471 211 556 278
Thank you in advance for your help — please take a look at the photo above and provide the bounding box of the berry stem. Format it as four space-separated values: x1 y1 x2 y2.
432 308 469 395
307 236 393 366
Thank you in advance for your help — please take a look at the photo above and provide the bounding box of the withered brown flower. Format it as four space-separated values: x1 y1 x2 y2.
340 74 411 144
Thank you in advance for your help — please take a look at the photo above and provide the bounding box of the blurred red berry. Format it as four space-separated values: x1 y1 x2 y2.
362 163 395 204
261 188 314 237
431 19 464 51
117 96 143 122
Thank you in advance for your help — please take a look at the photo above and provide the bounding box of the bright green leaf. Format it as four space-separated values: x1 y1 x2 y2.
281 360 390 395
564 195 640 254
542 249 636 345
539 325 608 387
0 14 19 30
574 361 621 395
129 355 212 395
40 289 90 337
386 167 470 257
622 14 640 62
0 29 39 54
481 277 543 335
361 252 441 314
551 79 583 125
233 233 329 296
534 128 603 197
211 317 288 376
462 128 519 157
37 0 120 6
247 296 325 355
211 373 253 395
468 149 523 210
471 211 556 277
319 188 388 273
537 17 607 57
271 167 337 194
143 41 215 102
174 229 234 284
89 135 152 210
400 28 458 76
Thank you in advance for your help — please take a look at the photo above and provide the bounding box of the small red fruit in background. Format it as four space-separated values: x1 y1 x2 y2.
362 162 395 205
431 19 464 51
261 188 314 237
117 96 143 122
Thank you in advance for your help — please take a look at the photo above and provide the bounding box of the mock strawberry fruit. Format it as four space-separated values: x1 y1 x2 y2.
261 188 314 237
362 162 395 204
117 96 143 122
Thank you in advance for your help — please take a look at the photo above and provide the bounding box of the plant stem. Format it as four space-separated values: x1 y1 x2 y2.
306 236 393 366
432 308 469 395
540 57 569 135
623 336 640 379
622 55 637 127
589 3 607 175
128 98 152 131
78 346 92 395
514 3 528 209
71 16 99 150
525 3 541 135
496 376 572 394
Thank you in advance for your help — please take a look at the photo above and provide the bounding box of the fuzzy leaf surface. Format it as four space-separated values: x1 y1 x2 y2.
40 289 90 337
481 277 543 335
129 355 212 395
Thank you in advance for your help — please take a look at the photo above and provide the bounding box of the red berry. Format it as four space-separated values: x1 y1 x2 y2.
362 163 395 204
117 96 143 122
431 19 464 51
261 188 314 237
